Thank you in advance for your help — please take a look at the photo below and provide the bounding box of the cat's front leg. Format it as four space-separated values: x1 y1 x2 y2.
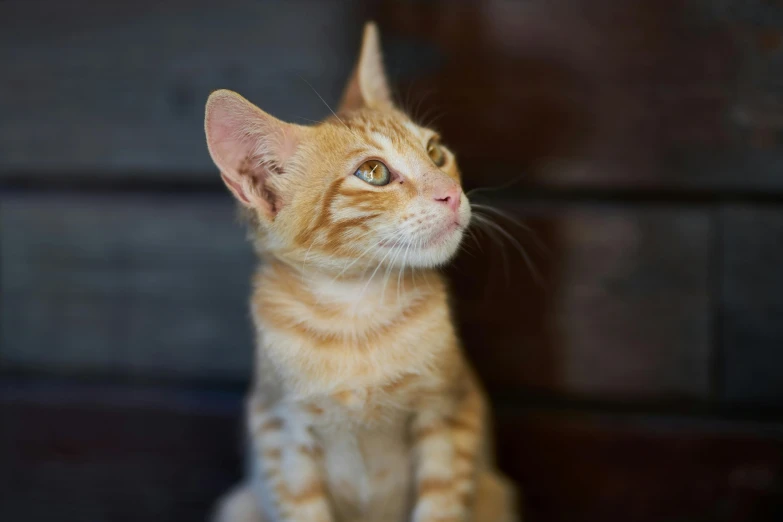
449 381 485 511
411 385 484 522
410 407 463 522
248 396 332 522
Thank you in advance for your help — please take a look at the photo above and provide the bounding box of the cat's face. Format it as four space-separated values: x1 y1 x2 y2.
205 23 470 274
281 108 470 272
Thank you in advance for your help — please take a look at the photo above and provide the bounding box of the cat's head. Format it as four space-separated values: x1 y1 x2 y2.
204 23 470 275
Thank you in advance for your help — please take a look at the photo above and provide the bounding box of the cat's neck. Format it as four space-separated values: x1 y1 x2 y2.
251 257 454 398
255 257 445 319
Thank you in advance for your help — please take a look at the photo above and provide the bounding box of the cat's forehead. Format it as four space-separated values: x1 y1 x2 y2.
310 109 446 177
345 109 424 134
331 109 433 145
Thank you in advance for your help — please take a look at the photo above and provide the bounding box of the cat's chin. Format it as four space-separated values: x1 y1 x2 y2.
399 225 466 268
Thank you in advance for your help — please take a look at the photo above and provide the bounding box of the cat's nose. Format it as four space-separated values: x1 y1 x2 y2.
433 185 461 213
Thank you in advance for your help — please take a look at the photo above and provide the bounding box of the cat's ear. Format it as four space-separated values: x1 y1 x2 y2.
205 89 303 218
339 22 393 112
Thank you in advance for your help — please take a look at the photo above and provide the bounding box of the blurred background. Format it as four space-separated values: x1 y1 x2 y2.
1 0 782 520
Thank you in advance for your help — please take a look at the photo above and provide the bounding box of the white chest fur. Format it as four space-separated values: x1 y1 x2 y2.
317 419 412 522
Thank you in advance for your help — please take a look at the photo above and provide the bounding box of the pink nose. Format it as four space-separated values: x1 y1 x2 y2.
433 186 461 213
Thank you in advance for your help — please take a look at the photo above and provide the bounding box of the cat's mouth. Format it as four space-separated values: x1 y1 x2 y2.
380 221 462 250
427 221 462 247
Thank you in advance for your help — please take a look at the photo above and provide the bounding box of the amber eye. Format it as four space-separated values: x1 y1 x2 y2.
354 160 391 186
427 137 447 167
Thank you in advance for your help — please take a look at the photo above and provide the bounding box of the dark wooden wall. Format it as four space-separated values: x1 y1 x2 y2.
1 1 783 521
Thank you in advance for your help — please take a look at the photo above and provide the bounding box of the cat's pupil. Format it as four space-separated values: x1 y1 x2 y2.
426 138 446 167
355 160 391 186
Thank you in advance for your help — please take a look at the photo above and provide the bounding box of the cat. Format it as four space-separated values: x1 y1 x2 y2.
205 22 519 522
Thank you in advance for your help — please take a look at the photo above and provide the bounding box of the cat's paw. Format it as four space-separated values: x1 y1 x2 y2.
411 493 465 522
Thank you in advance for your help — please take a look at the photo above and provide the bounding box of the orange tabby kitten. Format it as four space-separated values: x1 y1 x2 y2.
206 23 518 522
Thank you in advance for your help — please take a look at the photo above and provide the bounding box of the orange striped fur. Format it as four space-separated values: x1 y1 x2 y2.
206 22 518 522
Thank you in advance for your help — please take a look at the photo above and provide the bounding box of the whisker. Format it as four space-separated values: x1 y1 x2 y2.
452 227 476 260
291 116 322 124
417 108 446 131
397 83 418 120
353 262 384 312
380 241 405 305
409 239 419 294
397 240 412 304
310 229 394 306
472 214 510 284
329 228 402 283
466 170 531 197
298 75 349 130
471 204 531 231
458 239 476 259
419 235 434 292
473 212 544 286
301 236 321 279
410 89 437 126
355 237 403 313
462 225 483 255
470 203 550 257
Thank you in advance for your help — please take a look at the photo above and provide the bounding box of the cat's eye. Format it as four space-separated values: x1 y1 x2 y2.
427 137 447 167
354 160 391 186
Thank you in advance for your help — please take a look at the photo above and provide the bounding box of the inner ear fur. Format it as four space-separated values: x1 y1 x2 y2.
204 89 304 218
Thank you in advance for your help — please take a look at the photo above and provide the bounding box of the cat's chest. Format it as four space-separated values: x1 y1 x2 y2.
258 314 455 400
316 415 413 522
253 270 458 398
305 373 424 427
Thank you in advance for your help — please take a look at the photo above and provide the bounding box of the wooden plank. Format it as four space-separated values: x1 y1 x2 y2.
3 0 782 192
0 194 256 381
382 0 783 192
449 202 713 399
1 194 714 398
2 379 781 522
0 0 366 177
0 381 242 522
496 409 783 522
721 207 783 404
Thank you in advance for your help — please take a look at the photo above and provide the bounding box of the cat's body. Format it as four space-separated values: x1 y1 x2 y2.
239 264 502 522
206 23 518 522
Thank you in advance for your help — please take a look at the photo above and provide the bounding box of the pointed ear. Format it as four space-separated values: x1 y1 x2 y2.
204 90 303 218
339 22 394 112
